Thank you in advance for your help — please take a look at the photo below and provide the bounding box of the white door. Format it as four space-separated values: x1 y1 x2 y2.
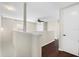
61 4 79 56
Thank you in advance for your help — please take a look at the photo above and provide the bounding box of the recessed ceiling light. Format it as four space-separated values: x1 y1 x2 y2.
3 5 16 11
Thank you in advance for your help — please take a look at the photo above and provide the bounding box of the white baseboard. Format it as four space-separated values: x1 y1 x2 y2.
58 48 64 51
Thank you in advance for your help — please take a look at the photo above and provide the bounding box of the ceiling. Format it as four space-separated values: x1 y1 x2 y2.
0 2 76 22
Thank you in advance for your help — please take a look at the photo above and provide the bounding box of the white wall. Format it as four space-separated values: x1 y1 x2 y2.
48 20 59 39
1 17 17 57
1 17 24 31
0 17 24 57
39 31 55 47
27 22 36 32
36 22 44 31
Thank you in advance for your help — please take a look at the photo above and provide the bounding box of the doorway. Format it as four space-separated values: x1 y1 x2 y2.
59 3 79 56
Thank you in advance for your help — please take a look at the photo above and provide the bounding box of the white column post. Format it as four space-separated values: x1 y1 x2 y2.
23 2 27 32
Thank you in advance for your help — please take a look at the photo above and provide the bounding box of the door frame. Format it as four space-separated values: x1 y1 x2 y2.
59 2 79 51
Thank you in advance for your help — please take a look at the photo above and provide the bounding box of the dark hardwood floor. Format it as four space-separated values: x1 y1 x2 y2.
57 51 78 57
42 40 78 57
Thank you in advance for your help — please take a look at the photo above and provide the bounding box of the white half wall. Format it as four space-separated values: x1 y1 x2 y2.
13 31 42 57
13 31 33 57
